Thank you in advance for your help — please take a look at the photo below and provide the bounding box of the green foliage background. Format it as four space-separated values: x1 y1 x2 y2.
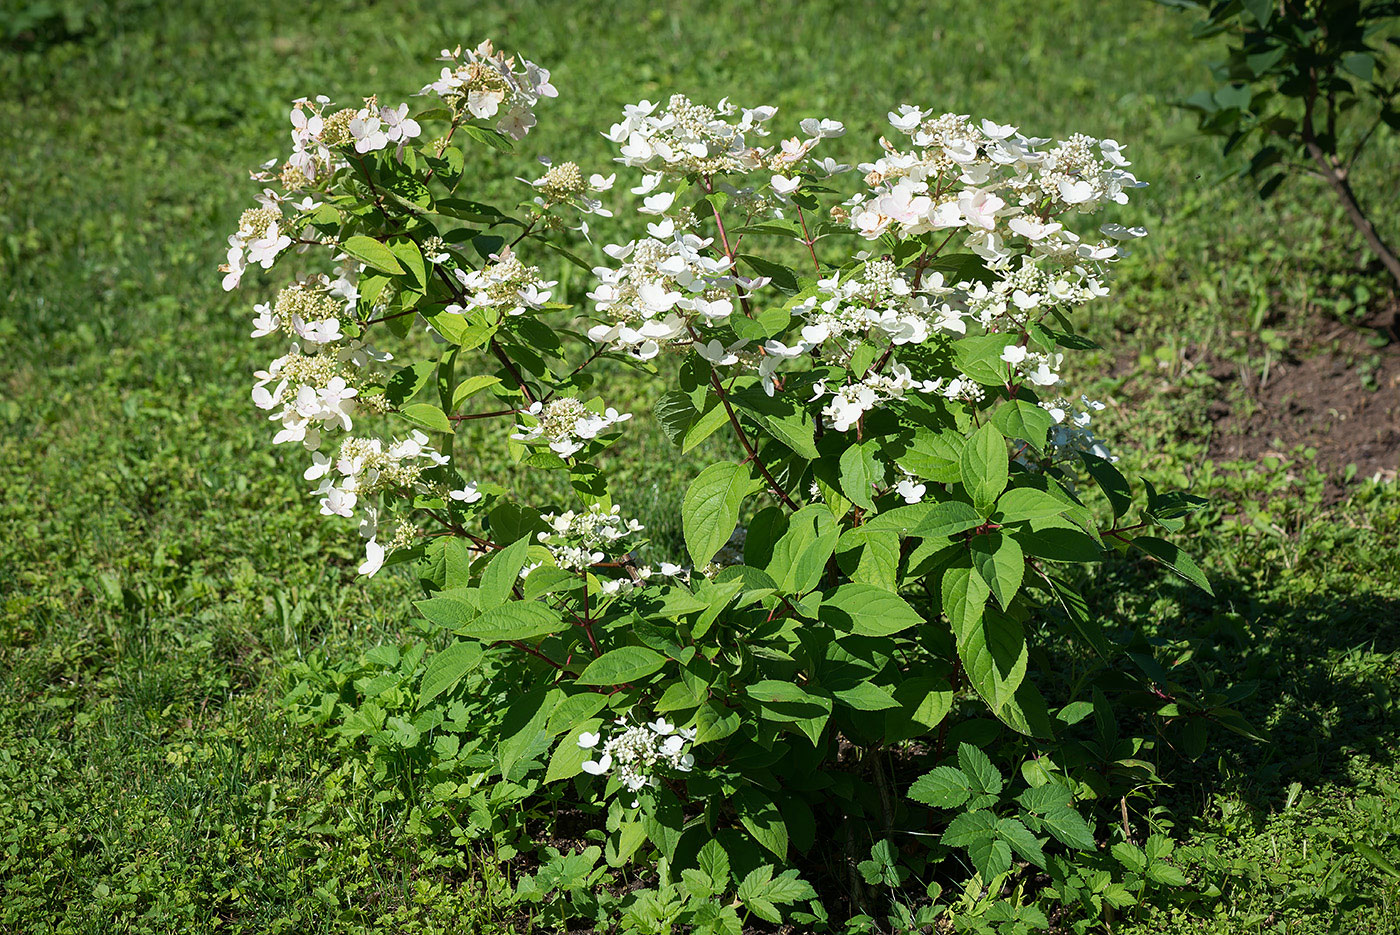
2 0 1398 931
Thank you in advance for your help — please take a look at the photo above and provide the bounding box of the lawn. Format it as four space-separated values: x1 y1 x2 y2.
2 0 1399 932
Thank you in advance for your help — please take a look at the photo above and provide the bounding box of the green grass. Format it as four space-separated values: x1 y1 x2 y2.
2 0 1399 931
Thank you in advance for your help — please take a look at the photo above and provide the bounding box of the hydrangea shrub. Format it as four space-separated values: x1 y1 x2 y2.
235 40 1213 929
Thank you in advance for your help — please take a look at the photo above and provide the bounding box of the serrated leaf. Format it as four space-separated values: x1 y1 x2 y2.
957 742 1004 798
1082 453 1131 517
996 488 1071 523
991 400 1053 448
736 788 788 859
833 682 899 711
969 532 1024 609
942 564 990 641
1041 804 1097 850
575 646 668 686
914 501 982 539
654 391 698 445
697 839 731 888
342 235 406 274
479 536 530 608
819 583 923 637
838 441 883 510
997 817 1046 868
417 641 484 707
683 461 755 567
1130 535 1213 595
399 402 454 434
458 602 564 643
908 766 971 808
959 608 1027 713
961 423 1008 515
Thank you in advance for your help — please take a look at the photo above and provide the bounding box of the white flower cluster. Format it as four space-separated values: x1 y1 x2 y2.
852 110 1147 266
1024 396 1114 467
422 39 557 141
960 257 1109 330
534 504 645 572
586 232 737 360
449 248 557 318
608 94 846 187
609 94 777 176
797 260 966 351
813 363 944 432
345 100 422 155
579 717 696 797
250 275 358 345
306 430 447 520
510 398 632 458
222 196 292 292
522 160 615 216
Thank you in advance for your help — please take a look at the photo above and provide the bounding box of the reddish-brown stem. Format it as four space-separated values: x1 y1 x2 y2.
580 578 602 657
489 338 537 403
795 204 821 272
508 640 565 670
687 328 798 509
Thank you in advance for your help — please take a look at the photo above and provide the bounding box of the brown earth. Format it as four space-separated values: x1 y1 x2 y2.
1201 306 1400 500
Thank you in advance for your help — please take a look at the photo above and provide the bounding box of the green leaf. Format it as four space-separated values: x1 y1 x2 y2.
736 788 789 859
413 593 477 629
908 766 971 808
478 537 530 609
575 646 668 686
1130 536 1213 595
819 583 923 637
914 500 982 539
959 608 1027 712
756 410 819 460
996 488 1071 523
342 235 406 275
698 839 732 888
681 398 730 452
400 402 454 434
766 505 838 596
996 817 1046 868
969 533 1024 609
833 682 899 711
1146 861 1190 886
838 441 884 510
1081 454 1131 517
1341 52 1375 81
1355 842 1400 879
957 742 1004 799
942 564 990 641
961 423 1009 515
458 122 513 151
737 254 800 295
387 237 426 289
383 360 436 406
694 699 740 744
1041 804 1097 851
952 333 1017 386
450 375 503 410
991 400 1053 448
459 601 565 643
654 391 698 445
544 721 603 784
682 461 755 568
417 641 485 707
942 809 997 848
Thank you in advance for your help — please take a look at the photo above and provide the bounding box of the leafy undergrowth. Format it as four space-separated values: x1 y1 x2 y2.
2 0 1398 932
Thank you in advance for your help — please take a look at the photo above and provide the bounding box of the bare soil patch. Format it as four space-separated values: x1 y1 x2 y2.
1202 307 1400 499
